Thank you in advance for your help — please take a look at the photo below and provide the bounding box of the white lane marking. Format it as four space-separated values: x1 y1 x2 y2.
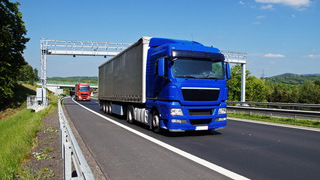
230 118 320 132
72 98 250 180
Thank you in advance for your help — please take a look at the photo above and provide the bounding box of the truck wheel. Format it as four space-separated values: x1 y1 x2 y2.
107 102 112 114
105 102 109 114
152 111 161 133
102 102 106 113
127 106 134 124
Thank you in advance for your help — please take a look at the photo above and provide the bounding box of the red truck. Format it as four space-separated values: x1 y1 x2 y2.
75 83 91 101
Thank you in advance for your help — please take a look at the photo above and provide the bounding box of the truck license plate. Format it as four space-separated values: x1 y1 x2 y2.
196 126 208 130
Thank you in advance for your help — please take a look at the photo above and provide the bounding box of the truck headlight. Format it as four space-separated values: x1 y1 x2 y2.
216 117 227 122
170 108 184 116
218 108 227 114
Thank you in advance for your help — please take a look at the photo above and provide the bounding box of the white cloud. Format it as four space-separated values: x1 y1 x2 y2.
307 54 320 58
264 53 286 58
261 4 274 9
239 1 245 5
255 0 311 8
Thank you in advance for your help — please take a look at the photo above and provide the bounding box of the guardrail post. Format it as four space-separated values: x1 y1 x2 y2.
60 123 67 159
64 142 72 180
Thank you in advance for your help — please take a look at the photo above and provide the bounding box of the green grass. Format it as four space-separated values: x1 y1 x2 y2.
0 83 36 112
228 112 320 129
0 84 58 179
0 107 51 179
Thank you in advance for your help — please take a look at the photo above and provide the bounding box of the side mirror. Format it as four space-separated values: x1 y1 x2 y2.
158 58 165 77
226 62 231 79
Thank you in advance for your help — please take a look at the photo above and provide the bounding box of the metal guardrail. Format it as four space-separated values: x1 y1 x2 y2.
227 101 320 108
58 97 94 180
227 101 320 120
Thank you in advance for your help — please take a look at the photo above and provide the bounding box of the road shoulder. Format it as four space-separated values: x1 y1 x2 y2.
22 109 63 179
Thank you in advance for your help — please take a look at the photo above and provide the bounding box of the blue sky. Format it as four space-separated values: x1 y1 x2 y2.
19 0 320 78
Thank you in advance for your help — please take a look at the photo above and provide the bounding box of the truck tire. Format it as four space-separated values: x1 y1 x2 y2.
127 106 134 124
105 102 109 114
107 102 112 114
102 102 106 113
151 111 161 133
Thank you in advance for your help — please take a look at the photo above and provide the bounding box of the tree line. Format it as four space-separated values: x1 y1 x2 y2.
0 0 38 109
228 65 320 104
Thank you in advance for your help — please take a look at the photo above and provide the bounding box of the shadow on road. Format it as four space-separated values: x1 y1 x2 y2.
162 130 222 137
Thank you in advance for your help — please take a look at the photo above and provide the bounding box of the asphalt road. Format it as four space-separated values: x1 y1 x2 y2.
63 97 320 180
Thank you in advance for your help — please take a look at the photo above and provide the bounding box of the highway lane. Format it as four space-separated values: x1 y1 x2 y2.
63 97 231 180
64 97 320 180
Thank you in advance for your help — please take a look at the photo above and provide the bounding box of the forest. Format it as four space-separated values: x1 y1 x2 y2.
228 65 320 104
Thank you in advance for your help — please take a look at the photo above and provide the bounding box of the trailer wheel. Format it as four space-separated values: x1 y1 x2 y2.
105 102 109 114
102 102 106 113
127 106 134 124
107 102 112 114
151 111 161 133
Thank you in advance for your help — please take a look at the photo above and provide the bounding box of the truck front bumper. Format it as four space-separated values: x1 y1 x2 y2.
78 96 90 101
158 101 227 132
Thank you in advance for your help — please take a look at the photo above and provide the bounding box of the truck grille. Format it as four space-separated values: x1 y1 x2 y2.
182 88 220 101
188 109 212 115
81 93 88 95
189 119 212 125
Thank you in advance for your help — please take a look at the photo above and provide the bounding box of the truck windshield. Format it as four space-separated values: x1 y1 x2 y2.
171 58 224 79
79 86 90 91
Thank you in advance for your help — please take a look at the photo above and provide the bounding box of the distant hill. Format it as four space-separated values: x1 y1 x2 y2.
48 76 98 83
264 73 320 85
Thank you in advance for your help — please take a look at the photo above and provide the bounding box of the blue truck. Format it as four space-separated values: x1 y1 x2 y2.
98 37 230 133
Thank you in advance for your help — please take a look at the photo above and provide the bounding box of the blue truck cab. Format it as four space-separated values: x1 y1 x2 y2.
99 37 230 133
146 38 230 132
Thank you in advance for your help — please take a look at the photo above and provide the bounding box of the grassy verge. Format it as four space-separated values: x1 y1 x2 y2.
228 112 320 129
0 84 57 179
0 84 36 120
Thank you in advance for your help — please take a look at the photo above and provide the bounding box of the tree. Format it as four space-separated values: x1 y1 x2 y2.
227 65 267 102
299 81 320 104
0 0 29 107
18 64 39 84
266 83 300 103
246 76 268 102
227 65 243 101
33 68 39 82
